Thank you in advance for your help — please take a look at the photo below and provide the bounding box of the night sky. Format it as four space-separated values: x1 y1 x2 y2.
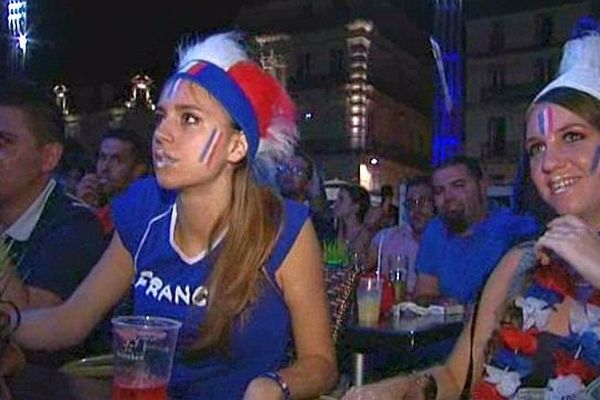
22 1 244 87
15 0 588 88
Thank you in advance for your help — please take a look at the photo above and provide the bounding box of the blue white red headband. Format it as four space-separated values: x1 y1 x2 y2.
167 61 260 160
165 32 298 176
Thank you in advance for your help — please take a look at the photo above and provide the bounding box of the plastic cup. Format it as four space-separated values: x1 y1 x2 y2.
356 276 383 326
111 315 182 400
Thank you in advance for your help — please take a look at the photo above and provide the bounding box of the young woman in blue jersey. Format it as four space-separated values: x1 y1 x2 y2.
1 32 337 399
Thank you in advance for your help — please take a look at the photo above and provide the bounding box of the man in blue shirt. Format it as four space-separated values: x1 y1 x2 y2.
415 155 540 304
0 79 107 366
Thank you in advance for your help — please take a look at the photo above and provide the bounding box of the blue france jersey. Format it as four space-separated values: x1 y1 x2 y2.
111 177 309 399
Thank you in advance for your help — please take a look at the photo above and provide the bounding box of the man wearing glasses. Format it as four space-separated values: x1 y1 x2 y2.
368 176 435 296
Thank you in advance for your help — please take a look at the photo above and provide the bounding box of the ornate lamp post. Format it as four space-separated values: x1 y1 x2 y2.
53 84 70 116
124 74 156 110
6 0 28 75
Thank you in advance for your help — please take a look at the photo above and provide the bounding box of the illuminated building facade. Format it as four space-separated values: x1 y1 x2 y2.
6 0 27 75
237 1 433 190
464 0 591 184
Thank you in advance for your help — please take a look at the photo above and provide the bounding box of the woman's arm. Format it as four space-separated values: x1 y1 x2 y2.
343 246 526 400
245 219 338 399
434 246 525 398
10 233 134 350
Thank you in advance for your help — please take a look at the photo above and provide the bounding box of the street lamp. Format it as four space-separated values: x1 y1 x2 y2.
7 0 28 74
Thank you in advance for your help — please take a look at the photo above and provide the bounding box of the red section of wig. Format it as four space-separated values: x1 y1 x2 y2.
228 61 297 140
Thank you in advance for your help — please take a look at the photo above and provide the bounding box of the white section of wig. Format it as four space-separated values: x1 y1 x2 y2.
535 33 600 102
558 31 600 75
257 118 298 162
253 118 298 185
177 31 249 72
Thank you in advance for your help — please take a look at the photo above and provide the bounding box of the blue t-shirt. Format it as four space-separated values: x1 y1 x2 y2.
112 177 308 400
415 207 540 304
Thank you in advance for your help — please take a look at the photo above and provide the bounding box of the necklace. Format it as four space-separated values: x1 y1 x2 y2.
473 260 600 399
342 224 363 249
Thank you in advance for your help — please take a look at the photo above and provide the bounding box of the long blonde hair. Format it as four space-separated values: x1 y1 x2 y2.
188 160 283 357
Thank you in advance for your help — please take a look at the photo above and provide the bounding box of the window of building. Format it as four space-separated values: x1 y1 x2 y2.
534 57 549 85
301 1 314 17
329 48 345 76
294 52 312 83
535 14 553 46
260 49 288 86
488 21 505 52
487 64 505 90
487 116 507 157
534 57 557 85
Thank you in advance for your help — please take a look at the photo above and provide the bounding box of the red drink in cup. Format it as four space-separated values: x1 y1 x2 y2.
112 375 168 400
113 381 168 400
111 316 181 400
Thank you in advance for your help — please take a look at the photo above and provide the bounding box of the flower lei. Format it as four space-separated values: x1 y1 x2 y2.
472 261 600 399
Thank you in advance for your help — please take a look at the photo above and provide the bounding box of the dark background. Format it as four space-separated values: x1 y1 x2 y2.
4 0 244 86
5 0 596 88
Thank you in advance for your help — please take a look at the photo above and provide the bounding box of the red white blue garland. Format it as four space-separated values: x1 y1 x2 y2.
473 262 600 399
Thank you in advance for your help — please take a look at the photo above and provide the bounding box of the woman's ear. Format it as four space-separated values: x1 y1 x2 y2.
227 132 249 163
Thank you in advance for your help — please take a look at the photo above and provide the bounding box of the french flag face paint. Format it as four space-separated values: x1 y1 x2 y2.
537 107 553 136
199 129 222 166
591 145 600 174
165 62 209 99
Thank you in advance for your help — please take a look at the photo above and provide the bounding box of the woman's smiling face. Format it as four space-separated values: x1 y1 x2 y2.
526 102 600 226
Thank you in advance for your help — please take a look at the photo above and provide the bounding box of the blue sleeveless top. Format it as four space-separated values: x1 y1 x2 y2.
112 177 309 399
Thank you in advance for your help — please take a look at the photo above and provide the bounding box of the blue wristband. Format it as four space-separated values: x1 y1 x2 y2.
261 371 291 400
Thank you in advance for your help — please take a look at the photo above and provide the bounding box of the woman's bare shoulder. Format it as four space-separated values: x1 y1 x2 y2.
484 243 533 302
494 243 532 276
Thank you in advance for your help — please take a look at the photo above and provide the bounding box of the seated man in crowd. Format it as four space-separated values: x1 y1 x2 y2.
0 79 108 366
276 148 335 243
415 155 540 305
76 128 149 236
368 176 434 296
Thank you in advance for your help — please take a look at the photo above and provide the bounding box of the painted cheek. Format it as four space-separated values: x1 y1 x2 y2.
537 107 553 136
198 129 222 167
591 145 600 174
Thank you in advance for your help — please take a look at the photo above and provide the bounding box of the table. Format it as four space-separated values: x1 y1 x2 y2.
7 364 111 399
342 312 465 387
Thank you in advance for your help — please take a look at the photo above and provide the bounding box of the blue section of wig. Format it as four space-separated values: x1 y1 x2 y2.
570 16 600 39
